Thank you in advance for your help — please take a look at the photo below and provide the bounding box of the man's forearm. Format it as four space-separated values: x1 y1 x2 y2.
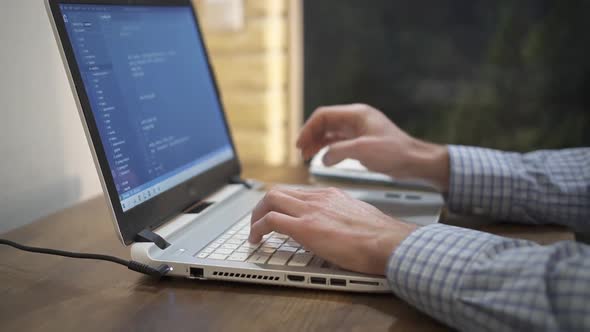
386 223 590 331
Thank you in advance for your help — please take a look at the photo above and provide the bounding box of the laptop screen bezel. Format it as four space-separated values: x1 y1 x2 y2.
47 0 242 245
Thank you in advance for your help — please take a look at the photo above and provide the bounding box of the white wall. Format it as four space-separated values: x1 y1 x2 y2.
0 0 101 233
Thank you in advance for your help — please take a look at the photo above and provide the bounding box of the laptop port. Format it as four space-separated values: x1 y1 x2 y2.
189 267 204 278
385 192 401 199
405 194 422 200
330 278 346 287
310 277 327 285
349 280 379 286
287 275 305 282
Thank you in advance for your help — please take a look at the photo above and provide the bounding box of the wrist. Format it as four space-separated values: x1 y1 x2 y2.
373 220 418 275
408 140 450 191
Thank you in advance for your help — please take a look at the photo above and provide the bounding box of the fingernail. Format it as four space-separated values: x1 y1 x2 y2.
323 154 334 165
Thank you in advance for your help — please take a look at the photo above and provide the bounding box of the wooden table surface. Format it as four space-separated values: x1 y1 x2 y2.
0 165 574 332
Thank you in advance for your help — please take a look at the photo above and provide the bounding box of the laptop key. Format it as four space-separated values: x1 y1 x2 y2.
208 253 228 260
247 253 271 264
214 248 233 255
240 242 260 249
261 242 281 249
267 251 293 265
236 247 255 254
201 247 214 254
227 253 249 261
309 256 325 268
257 247 276 254
221 243 239 250
277 246 298 253
287 253 313 267
285 240 300 247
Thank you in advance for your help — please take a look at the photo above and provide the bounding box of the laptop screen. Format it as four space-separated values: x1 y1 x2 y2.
59 4 234 212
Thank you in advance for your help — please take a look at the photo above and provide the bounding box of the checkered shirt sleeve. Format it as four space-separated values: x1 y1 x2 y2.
387 224 590 331
386 146 590 331
446 146 590 232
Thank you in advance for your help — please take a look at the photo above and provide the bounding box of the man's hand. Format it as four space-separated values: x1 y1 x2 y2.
248 186 417 275
247 104 447 275
297 103 450 191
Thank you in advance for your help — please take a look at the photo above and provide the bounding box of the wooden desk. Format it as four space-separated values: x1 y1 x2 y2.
0 166 573 332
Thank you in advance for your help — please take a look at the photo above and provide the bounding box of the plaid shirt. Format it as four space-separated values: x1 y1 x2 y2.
386 146 590 331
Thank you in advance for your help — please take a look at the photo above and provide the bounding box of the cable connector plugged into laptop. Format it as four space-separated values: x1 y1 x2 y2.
229 176 252 189
128 261 172 278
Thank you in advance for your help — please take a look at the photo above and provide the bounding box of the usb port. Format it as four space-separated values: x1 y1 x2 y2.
310 277 327 285
287 275 305 282
330 278 346 287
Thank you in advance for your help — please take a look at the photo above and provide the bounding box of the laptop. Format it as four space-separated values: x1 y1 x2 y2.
45 0 443 292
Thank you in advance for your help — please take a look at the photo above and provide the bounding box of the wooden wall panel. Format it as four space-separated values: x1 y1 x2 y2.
195 0 289 165
245 0 287 17
231 130 268 162
203 17 287 53
222 91 285 131
209 53 287 90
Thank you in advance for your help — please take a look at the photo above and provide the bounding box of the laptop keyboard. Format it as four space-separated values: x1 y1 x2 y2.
194 215 318 267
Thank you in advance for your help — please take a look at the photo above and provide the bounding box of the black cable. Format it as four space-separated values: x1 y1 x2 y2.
0 238 128 265
229 175 253 189
0 238 171 278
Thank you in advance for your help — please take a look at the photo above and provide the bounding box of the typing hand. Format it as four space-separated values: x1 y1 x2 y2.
297 103 450 191
248 186 417 275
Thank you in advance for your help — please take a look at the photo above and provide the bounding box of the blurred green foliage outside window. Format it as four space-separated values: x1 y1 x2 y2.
304 0 590 151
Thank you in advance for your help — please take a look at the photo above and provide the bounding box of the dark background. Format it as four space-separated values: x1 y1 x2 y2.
304 0 590 151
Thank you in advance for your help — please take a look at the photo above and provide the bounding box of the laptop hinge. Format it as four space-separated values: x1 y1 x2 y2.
135 229 171 250
229 175 252 189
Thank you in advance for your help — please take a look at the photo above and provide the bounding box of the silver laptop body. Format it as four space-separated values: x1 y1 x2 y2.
46 0 443 293
130 183 442 292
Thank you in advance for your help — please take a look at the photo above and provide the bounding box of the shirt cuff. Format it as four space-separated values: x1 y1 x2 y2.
447 145 524 220
385 223 506 327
